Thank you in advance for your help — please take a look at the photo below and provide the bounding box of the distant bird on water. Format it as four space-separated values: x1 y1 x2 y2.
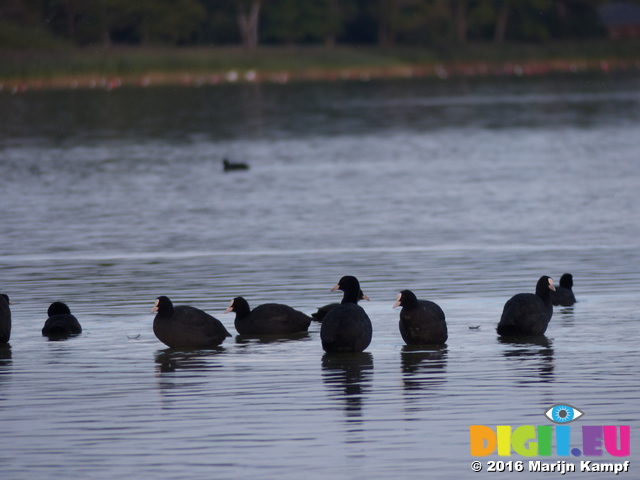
151 296 231 349
551 273 576 307
497 276 555 337
42 301 82 338
320 276 372 353
223 158 249 171
0 294 13 344
393 289 447 345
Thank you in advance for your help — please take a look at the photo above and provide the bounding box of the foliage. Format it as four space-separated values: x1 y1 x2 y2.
0 20 69 49
263 0 343 44
0 0 627 49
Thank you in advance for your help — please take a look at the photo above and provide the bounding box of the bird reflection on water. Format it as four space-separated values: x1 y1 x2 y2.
499 336 555 383
401 345 448 394
154 348 228 410
0 344 11 392
154 347 227 374
233 331 311 346
321 352 373 420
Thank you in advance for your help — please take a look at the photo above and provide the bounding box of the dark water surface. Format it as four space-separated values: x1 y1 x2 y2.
1 74 639 479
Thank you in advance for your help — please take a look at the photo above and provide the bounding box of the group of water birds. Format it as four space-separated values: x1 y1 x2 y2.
0 297 82 343
0 273 576 350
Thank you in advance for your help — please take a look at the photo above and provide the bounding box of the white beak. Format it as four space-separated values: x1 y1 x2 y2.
392 293 402 309
224 299 234 314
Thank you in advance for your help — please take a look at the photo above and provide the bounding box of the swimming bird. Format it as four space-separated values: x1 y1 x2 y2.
225 296 312 335
42 302 82 338
393 290 447 345
551 273 576 306
311 289 370 322
497 276 555 337
222 158 249 171
0 294 13 344
320 276 372 353
151 296 231 349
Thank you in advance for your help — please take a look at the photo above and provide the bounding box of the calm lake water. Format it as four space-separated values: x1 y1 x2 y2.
1 73 639 479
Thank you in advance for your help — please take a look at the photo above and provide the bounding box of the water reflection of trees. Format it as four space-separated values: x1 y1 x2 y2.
321 352 373 420
401 345 448 393
499 336 555 383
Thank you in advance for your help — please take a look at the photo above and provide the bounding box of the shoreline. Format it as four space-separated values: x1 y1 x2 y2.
2 57 640 93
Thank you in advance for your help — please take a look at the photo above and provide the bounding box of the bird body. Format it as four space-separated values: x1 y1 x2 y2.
321 276 372 353
497 276 555 337
0 294 12 344
551 273 576 306
225 297 311 335
42 302 82 338
222 158 249 171
152 296 231 349
394 290 447 345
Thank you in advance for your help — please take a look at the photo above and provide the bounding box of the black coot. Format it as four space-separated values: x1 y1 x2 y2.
393 290 447 345
0 294 12 344
225 296 312 335
152 296 231 348
42 302 82 338
320 276 372 353
312 289 369 322
222 158 249 171
497 276 556 337
551 273 576 306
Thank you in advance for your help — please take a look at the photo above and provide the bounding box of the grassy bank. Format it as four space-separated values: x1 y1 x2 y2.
1 42 640 90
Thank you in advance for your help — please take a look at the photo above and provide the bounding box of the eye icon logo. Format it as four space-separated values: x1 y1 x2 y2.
545 404 584 424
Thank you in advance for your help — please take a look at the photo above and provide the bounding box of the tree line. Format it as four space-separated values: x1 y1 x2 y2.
0 0 624 49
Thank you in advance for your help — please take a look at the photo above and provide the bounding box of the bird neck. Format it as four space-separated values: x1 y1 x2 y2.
341 291 360 304
233 298 252 317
